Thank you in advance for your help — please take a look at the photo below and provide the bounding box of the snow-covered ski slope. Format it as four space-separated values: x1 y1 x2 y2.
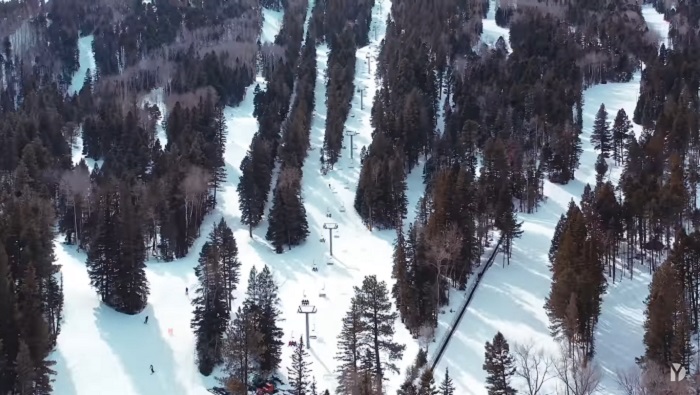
481 0 511 52
53 1 423 394
435 6 670 395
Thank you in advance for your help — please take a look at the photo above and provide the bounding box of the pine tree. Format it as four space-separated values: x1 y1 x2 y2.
392 227 412 322
594 152 608 185
86 187 118 305
545 201 606 357
643 237 694 367
253 266 284 373
398 381 419 395
483 332 516 395
355 275 405 392
14 338 33 395
287 337 312 395
266 167 309 252
591 104 611 157
238 139 270 237
220 305 261 392
495 186 523 266
335 298 364 395
611 108 632 164
17 263 56 394
113 183 149 314
191 242 229 375
310 377 318 395
438 368 455 395
0 241 17 392
418 368 438 395
209 219 241 312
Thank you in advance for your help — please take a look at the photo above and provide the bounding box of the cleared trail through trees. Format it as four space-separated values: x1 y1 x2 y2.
429 236 504 370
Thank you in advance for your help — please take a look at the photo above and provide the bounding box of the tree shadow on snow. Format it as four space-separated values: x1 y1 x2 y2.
93 304 188 395
595 267 651 384
52 351 78 395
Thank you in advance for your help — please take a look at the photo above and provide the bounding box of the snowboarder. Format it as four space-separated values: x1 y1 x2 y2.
150 365 155 374
144 315 149 324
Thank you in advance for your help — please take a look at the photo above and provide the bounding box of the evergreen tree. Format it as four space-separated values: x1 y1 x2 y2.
483 332 516 395
266 167 309 252
418 368 438 395
438 368 455 395
220 305 261 393
335 298 364 395
14 338 33 395
238 143 269 237
113 184 149 314
191 242 229 375
287 337 311 395
611 108 632 164
545 202 606 357
17 263 56 394
591 104 611 157
495 186 523 266
355 275 405 391
642 236 694 368
86 183 149 314
209 219 241 312
398 381 419 395
248 266 284 373
0 242 17 392
594 152 608 185
392 227 412 322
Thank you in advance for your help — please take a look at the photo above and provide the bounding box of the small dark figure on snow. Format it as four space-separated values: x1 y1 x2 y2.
185 287 188 295
150 365 155 374
144 315 149 324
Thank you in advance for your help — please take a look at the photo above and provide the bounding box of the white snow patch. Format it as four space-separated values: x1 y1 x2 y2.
480 0 511 52
642 4 670 48
262 7 284 44
68 35 96 96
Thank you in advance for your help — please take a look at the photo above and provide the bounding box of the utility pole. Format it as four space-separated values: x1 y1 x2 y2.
323 222 338 256
344 130 358 159
297 298 317 349
366 52 371 74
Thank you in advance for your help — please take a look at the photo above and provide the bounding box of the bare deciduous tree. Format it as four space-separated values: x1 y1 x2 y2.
553 343 602 395
425 223 462 308
615 360 691 395
513 341 554 395
181 165 211 230
60 167 92 248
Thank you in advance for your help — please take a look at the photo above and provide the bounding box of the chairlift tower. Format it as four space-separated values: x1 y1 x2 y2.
345 130 359 160
323 222 339 256
297 297 317 349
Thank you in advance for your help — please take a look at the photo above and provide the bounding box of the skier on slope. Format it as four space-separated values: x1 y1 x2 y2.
144 315 149 324
150 365 155 374
185 287 188 295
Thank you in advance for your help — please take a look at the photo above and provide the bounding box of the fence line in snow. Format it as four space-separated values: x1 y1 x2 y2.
428 235 504 371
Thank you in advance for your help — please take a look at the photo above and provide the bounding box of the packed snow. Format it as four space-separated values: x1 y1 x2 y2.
261 7 284 44
434 7 670 395
480 0 511 52
68 35 95 96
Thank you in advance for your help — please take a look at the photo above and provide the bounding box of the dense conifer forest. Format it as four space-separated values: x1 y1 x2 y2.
1 0 699 392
